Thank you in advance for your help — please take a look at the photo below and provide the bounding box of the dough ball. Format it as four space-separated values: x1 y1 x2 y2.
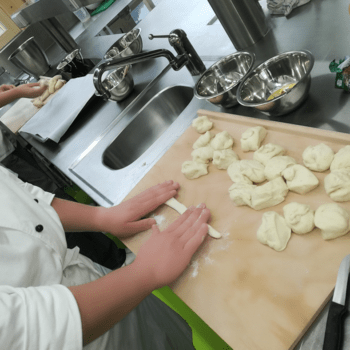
212 149 239 170
283 202 315 234
210 131 234 150
282 164 319 195
227 162 253 184
191 146 214 164
250 177 289 210
314 203 350 240
264 156 297 181
257 211 291 251
193 131 213 149
228 182 256 207
253 143 285 166
330 145 350 171
240 160 266 183
324 168 350 202
181 160 208 179
240 126 267 152
302 143 334 172
192 116 213 133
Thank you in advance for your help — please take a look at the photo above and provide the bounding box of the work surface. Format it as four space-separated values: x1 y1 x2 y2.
123 109 350 350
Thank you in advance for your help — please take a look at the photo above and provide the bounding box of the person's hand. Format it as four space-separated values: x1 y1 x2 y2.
15 82 47 98
97 180 180 238
0 84 15 93
133 204 211 289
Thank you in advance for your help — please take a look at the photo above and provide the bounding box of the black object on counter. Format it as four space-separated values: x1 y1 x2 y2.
323 254 350 350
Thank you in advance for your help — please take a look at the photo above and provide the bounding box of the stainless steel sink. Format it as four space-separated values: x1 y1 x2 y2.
70 63 213 206
103 85 193 170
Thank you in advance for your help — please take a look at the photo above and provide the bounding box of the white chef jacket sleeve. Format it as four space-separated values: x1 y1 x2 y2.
2 165 55 204
0 284 83 350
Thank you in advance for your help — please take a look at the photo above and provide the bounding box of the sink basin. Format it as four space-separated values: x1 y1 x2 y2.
103 85 193 170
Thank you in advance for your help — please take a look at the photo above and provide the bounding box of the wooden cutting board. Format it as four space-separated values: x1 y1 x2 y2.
122 109 350 350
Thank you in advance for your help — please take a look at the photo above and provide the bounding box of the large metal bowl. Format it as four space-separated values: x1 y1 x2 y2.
194 52 255 108
103 28 143 60
236 50 314 117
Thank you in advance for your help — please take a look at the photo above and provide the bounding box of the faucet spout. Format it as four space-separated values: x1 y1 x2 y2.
93 49 188 100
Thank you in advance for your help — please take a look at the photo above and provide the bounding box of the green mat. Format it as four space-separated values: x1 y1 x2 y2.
91 0 116 16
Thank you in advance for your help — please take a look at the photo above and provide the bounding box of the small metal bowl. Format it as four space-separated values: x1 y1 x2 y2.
236 50 314 117
194 52 255 108
101 66 134 102
103 28 143 61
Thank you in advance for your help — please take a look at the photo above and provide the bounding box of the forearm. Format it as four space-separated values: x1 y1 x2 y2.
68 261 155 345
51 197 104 232
0 88 22 108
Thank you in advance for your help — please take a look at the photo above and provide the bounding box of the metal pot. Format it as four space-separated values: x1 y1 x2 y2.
8 36 50 79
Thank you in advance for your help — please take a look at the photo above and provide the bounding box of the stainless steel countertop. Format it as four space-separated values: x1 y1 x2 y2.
19 1 350 347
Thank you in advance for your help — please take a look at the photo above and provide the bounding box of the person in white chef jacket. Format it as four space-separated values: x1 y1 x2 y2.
0 164 211 350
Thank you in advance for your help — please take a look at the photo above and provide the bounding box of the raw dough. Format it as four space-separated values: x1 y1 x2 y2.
49 75 62 94
240 126 267 152
324 168 350 202
257 211 291 251
229 159 266 184
253 143 286 165
192 116 213 134
314 203 350 240
264 156 297 181
282 164 319 194
193 131 213 149
165 197 221 238
302 143 334 172
212 149 239 170
250 177 289 210
210 131 234 150
330 145 350 172
283 202 315 234
227 162 253 184
181 161 208 179
228 182 256 207
191 146 214 164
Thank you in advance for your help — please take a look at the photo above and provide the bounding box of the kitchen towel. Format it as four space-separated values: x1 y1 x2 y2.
267 0 311 16
19 75 96 143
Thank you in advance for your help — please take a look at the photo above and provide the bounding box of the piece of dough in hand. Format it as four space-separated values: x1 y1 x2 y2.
210 131 234 150
302 143 334 172
213 149 239 170
241 126 267 152
264 156 297 181
314 203 350 240
182 160 208 179
257 211 291 251
254 143 285 165
324 168 350 202
192 116 213 133
191 146 214 164
193 131 213 149
330 145 350 171
283 202 315 234
282 164 319 194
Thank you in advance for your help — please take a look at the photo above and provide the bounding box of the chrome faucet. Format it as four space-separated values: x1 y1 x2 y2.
93 29 206 101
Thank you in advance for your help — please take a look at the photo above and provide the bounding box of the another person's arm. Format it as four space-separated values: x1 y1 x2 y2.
0 82 47 108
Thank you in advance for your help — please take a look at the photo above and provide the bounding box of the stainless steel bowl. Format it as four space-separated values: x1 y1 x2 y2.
101 66 134 102
236 50 315 117
194 52 255 108
103 28 143 60
8 36 50 78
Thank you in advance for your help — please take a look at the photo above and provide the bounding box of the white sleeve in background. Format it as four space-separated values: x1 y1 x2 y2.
0 284 82 350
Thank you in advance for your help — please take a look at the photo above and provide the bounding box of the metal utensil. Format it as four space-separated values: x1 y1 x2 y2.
323 254 350 350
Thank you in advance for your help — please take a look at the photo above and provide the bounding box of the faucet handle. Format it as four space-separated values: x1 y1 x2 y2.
148 34 179 40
